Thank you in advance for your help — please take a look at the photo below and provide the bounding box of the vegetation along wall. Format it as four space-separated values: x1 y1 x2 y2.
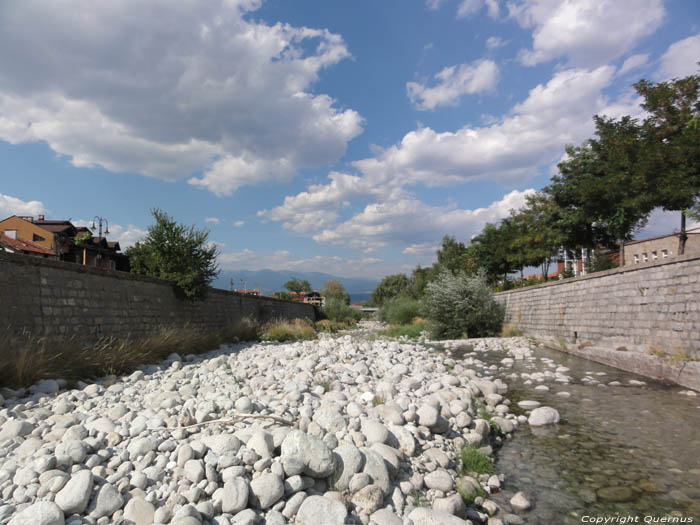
0 251 316 346
494 253 700 360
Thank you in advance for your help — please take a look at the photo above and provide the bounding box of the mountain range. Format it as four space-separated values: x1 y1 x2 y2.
213 269 378 302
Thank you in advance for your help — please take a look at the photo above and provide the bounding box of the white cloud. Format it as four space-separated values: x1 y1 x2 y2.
510 0 665 67
403 242 439 257
233 220 245 227
204 217 221 224
458 0 500 19
426 0 446 10
407 59 499 110
619 54 649 76
0 193 47 218
486 36 507 50
218 248 385 278
0 1 363 195
658 33 700 80
360 66 619 187
312 189 535 250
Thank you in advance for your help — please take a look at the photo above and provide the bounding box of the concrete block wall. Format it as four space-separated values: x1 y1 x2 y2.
494 253 700 359
0 251 315 347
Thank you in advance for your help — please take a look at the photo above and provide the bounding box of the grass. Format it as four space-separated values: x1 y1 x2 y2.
458 445 495 476
378 297 422 325
0 318 261 389
645 342 666 358
314 378 333 392
315 319 356 333
261 318 316 342
474 399 504 437
500 323 523 337
379 321 427 340
408 489 429 508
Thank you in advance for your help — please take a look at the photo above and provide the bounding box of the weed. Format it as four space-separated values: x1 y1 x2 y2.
458 445 495 475
645 343 666 358
556 336 569 352
0 320 262 389
261 318 316 342
578 341 593 350
371 394 386 407
379 322 427 340
457 480 488 505
670 348 698 363
408 489 429 508
314 379 333 392
501 324 523 337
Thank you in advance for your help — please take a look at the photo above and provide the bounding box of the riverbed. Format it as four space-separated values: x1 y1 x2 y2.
437 338 700 523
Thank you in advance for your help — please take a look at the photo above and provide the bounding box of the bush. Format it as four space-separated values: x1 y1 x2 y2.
323 298 362 324
261 318 316 342
378 297 422 325
424 270 505 339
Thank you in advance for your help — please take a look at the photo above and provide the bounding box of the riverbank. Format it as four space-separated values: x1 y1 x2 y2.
0 327 533 525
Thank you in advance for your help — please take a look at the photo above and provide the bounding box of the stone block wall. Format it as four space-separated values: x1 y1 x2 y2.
0 251 315 347
494 253 700 358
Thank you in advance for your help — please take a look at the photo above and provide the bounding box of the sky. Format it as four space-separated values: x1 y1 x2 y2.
0 0 699 280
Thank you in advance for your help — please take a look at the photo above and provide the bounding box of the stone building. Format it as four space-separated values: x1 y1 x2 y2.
624 226 700 266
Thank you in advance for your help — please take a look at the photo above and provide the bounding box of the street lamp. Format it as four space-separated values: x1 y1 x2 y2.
90 216 110 238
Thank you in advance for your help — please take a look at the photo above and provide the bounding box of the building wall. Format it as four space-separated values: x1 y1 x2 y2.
0 216 55 251
0 251 316 348
624 230 700 266
494 253 700 358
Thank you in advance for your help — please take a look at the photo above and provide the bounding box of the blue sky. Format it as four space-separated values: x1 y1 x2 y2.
1 0 698 279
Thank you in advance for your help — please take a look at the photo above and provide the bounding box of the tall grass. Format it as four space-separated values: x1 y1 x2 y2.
0 318 261 389
261 318 316 342
379 322 427 339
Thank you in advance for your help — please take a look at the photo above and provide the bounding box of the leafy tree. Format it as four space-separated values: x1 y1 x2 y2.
321 280 350 305
469 222 514 285
635 73 700 254
127 209 219 300
435 235 479 275
284 277 312 293
368 273 411 306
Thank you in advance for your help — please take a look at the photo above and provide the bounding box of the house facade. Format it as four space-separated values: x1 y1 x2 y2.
624 227 700 266
0 215 129 270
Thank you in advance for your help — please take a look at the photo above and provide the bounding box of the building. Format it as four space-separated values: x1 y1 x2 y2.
234 289 260 296
0 232 57 258
0 215 129 271
302 291 325 307
624 227 700 266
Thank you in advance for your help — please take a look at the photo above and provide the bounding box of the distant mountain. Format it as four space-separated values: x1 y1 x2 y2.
213 269 377 300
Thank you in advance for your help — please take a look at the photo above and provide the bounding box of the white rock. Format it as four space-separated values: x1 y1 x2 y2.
528 407 560 426
408 507 470 524
8 501 64 525
249 472 284 509
510 491 531 511
296 495 348 525
123 498 155 525
55 469 93 515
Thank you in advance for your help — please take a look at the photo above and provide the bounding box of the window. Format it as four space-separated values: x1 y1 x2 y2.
662 249 668 258
33 233 45 242
633 254 639 264
652 251 658 260
3 229 17 239
642 253 648 262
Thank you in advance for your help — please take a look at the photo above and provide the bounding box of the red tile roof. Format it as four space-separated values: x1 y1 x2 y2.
0 233 55 256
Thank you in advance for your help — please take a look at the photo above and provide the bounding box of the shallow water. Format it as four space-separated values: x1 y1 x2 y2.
454 342 700 523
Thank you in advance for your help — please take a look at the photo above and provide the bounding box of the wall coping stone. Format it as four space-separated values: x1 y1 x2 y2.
494 252 700 297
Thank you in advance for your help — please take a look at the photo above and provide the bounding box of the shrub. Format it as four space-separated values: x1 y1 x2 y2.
424 270 505 339
323 298 362 324
261 318 316 342
380 322 427 340
458 445 494 475
378 297 422 325
501 323 523 337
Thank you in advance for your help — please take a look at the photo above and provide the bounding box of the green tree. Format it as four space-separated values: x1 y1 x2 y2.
284 277 312 293
469 222 514 285
635 73 700 254
368 273 411 306
127 209 219 300
435 235 478 275
321 280 350 305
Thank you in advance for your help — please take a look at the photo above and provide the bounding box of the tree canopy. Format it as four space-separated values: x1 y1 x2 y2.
284 277 312 293
127 209 219 300
321 280 350 305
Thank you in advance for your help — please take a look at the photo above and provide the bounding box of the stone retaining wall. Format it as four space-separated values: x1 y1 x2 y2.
0 251 315 347
494 253 700 360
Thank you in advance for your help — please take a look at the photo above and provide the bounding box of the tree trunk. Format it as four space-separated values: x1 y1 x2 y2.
520 267 524 287
679 210 687 255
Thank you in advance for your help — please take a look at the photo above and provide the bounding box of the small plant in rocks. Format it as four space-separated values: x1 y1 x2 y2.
408 489 429 507
457 481 488 505
458 445 495 475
